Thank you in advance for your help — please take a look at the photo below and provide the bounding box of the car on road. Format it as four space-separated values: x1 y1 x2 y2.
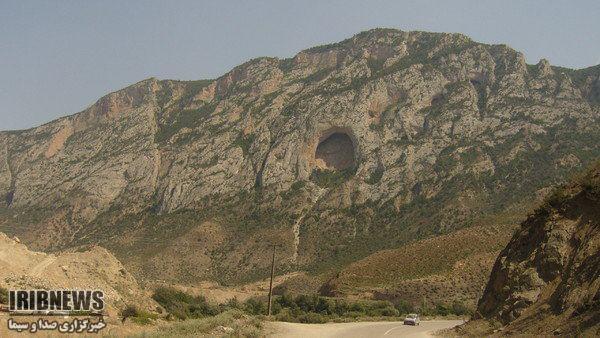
403 313 420 325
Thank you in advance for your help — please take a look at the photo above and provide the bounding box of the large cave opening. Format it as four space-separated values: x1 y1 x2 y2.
314 132 356 171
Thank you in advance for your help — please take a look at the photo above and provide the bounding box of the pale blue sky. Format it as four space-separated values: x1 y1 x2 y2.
1 0 599 130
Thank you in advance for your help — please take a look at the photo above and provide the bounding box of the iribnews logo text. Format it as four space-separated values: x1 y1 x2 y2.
9 290 104 313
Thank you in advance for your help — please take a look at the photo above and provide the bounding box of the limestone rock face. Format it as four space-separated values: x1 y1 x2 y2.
1 29 600 283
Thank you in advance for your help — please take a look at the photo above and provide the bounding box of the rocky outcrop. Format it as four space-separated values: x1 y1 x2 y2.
474 161 600 335
1 28 599 284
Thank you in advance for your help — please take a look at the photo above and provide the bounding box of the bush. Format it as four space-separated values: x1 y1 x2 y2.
152 287 220 320
365 167 384 184
225 297 241 310
345 311 363 318
0 287 8 304
332 299 349 316
435 303 451 316
451 300 470 316
131 310 159 325
414 300 472 317
579 160 600 198
233 133 256 155
243 297 267 315
269 294 402 322
310 168 355 188
395 300 414 315
121 305 140 323
349 301 366 313
277 293 296 309
131 309 261 338
368 306 399 317
297 312 327 323
275 308 294 322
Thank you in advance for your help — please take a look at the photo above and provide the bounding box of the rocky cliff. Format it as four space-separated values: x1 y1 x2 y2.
1 29 599 284
469 161 599 335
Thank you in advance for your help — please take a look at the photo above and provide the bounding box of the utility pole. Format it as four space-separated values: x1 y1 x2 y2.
267 244 276 316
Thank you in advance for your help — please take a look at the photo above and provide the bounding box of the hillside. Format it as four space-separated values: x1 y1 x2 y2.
456 161 600 336
0 232 155 316
317 223 515 309
1 28 599 286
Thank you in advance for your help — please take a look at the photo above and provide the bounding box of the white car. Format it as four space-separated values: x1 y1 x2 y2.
403 313 420 325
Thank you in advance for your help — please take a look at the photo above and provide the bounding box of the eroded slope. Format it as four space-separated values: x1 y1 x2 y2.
465 161 600 335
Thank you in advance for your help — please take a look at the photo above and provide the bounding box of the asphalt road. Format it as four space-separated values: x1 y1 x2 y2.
267 320 463 338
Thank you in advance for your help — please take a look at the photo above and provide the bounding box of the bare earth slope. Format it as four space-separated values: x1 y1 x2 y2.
1 29 599 286
0 232 155 316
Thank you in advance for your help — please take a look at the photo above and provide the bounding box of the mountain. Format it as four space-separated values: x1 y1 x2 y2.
1 29 599 290
456 161 599 336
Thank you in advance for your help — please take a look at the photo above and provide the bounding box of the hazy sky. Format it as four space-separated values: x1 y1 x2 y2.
1 1 599 131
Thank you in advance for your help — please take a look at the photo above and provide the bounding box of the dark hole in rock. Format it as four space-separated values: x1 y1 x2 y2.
315 133 356 171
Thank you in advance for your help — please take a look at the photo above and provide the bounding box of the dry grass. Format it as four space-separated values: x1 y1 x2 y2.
336 224 514 288
328 224 516 308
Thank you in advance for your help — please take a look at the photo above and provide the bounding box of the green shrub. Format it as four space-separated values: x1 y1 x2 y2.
310 168 356 188
121 304 140 322
349 301 366 313
543 186 569 209
275 308 294 322
345 311 363 318
368 306 399 317
435 303 451 316
152 287 220 320
297 312 327 323
579 160 600 198
332 301 349 316
269 294 402 322
226 297 242 310
395 300 414 314
121 304 157 324
415 301 471 316
0 287 8 304
365 167 384 184
131 309 261 338
369 122 383 131
281 181 306 200
451 300 470 315
294 294 320 313
233 133 256 156
277 293 296 309
243 297 267 315
131 310 159 325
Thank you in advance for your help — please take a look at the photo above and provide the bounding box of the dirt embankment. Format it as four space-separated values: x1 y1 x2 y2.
0 232 156 316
